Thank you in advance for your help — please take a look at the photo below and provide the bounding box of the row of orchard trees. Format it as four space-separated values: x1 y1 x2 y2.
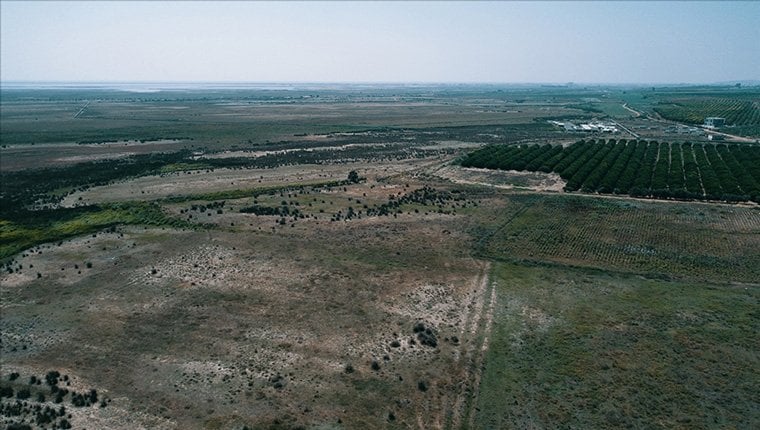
460 139 760 202
460 143 563 173
654 98 760 126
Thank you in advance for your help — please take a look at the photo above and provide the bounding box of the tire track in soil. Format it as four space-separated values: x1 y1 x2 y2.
465 284 497 430
438 261 494 430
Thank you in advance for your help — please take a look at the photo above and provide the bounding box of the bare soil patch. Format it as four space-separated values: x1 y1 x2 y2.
433 164 566 192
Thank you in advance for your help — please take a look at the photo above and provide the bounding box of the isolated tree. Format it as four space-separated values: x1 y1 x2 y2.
347 170 360 183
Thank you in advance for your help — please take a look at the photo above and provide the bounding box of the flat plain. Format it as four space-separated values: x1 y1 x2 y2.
1 84 758 429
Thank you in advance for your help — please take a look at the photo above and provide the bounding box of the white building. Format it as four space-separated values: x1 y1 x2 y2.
704 117 725 129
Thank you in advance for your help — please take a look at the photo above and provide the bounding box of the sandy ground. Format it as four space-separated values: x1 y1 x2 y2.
432 164 567 192
199 143 388 160
200 140 483 160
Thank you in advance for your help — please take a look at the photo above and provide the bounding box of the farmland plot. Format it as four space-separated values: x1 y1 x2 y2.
461 140 760 202
475 194 760 284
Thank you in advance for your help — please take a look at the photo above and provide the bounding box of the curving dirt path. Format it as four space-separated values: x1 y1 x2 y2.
621 103 641 118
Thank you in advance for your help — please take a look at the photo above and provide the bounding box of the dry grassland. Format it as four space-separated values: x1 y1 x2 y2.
2 163 497 429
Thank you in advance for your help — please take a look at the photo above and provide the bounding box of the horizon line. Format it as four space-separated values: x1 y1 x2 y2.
1 79 756 87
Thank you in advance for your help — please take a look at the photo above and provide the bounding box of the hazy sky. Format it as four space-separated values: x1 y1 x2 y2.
1 1 758 84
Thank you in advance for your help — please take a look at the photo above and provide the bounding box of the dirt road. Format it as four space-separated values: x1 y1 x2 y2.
439 261 495 430
621 103 641 118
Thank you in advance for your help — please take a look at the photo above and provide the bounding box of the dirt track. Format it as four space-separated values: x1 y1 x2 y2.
438 261 494 430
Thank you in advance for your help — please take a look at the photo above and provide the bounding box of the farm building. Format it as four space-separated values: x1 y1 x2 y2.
704 117 725 128
549 120 618 133
563 122 578 131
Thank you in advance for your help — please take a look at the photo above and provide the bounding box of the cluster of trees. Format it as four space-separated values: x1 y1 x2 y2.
181 201 227 217
461 144 561 172
1 399 72 429
75 136 192 145
1 370 107 429
236 185 471 226
364 186 466 217
0 370 106 408
331 206 358 222
239 204 302 218
461 139 760 202
413 322 438 348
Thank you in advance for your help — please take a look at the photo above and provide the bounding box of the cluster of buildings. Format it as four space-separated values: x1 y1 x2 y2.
549 120 619 133
703 117 725 129
664 125 704 136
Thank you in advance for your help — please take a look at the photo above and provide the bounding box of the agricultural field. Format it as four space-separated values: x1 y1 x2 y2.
461 139 760 202
619 87 760 138
475 262 759 429
654 98 760 127
1 85 759 429
472 193 760 284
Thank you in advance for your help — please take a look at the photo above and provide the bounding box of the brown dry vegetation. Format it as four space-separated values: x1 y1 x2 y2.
1 165 498 429
5 161 757 428
2 86 758 429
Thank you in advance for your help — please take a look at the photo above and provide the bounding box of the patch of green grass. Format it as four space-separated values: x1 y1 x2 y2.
0 202 191 259
1 179 361 259
474 262 759 429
